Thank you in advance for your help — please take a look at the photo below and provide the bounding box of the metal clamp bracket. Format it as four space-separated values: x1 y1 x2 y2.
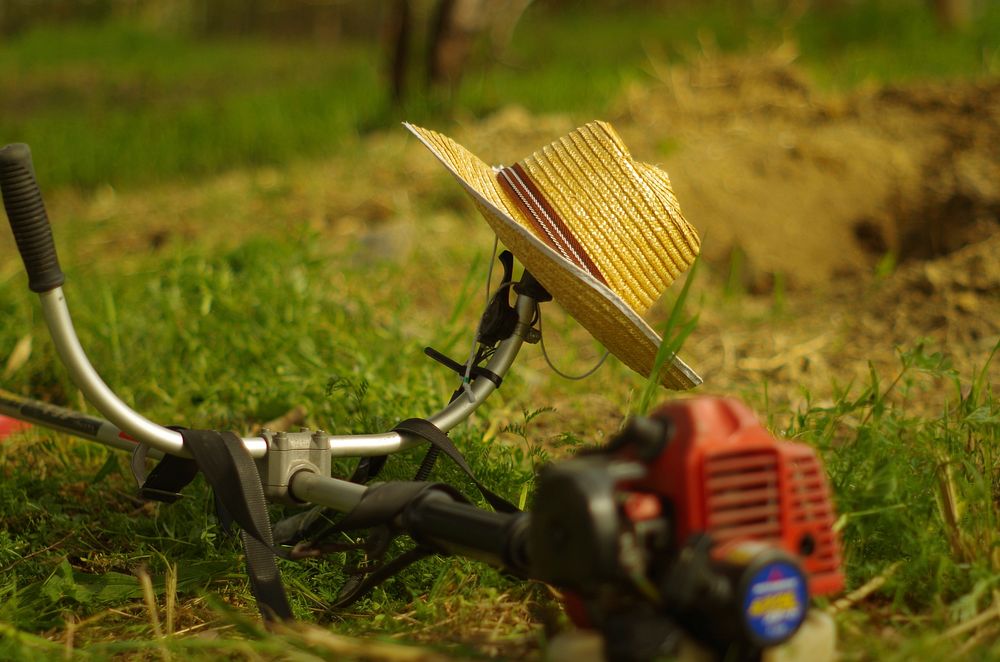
257 428 332 503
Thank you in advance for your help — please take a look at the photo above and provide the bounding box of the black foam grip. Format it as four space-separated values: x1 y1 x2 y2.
0 144 64 292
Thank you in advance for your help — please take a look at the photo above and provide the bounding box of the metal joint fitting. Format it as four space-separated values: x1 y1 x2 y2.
256 428 332 503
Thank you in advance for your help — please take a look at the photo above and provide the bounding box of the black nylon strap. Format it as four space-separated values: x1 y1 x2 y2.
322 482 464 609
348 454 388 484
135 446 235 534
137 452 199 503
331 546 432 609
180 429 293 622
423 347 504 389
392 418 519 514
335 481 464 531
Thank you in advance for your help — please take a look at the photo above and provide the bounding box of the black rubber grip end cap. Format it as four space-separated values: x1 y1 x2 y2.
0 143 64 293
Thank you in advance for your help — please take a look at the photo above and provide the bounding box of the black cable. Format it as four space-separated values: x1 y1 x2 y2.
537 308 610 380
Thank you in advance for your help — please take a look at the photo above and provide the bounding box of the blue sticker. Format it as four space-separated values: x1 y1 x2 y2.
743 561 808 645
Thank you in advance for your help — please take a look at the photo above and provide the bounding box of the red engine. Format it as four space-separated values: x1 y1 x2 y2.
639 397 844 597
530 396 844 659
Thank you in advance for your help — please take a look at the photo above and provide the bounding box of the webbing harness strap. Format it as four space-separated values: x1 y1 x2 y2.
393 418 519 514
134 430 292 622
349 419 517 514
182 430 293 622
135 420 516 618
318 481 464 607
135 451 198 503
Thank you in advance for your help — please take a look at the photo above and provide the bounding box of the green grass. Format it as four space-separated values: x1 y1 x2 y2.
2 0 998 190
2 228 997 659
775 341 1000 659
0 21 383 190
792 0 1000 87
792 342 1000 598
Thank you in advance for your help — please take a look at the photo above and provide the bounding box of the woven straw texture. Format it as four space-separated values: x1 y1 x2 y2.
406 121 701 389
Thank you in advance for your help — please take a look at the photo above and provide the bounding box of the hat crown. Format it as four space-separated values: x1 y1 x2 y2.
508 121 698 315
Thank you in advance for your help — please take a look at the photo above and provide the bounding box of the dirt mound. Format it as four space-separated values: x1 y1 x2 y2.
858 233 1000 365
615 51 1000 289
423 54 999 291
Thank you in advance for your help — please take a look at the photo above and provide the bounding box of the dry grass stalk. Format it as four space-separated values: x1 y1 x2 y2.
954 624 999 658
62 614 75 661
830 562 901 614
280 623 453 661
736 334 830 373
942 595 1000 640
935 456 975 563
165 562 178 636
251 405 309 435
3 334 32 378
136 566 170 662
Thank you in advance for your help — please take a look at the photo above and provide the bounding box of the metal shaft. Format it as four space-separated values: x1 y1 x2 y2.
40 288 267 458
324 294 537 456
288 471 367 511
35 287 537 461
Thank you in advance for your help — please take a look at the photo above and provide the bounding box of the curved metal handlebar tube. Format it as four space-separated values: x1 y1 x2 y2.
324 294 537 457
8 141 537 469
37 286 536 462
40 288 268 458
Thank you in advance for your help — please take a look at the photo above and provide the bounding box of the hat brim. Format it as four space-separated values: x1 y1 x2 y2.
406 123 702 390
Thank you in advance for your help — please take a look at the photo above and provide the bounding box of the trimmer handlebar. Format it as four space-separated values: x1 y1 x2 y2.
0 144 65 293
0 144 538 462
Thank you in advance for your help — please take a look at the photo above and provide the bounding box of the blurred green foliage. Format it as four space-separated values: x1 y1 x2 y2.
1 0 997 190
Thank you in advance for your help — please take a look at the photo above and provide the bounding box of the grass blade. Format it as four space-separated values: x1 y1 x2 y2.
637 258 700 415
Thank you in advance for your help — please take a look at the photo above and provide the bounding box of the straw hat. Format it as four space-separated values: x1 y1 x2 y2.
406 120 701 389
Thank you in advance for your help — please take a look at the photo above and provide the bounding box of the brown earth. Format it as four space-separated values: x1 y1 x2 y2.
470 50 1000 291
644 52 1000 403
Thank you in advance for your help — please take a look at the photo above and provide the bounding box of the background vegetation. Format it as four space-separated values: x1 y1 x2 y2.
1 0 997 189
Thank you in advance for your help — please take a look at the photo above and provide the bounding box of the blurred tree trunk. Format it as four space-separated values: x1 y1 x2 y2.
427 0 486 89
932 0 970 30
386 0 532 107
387 0 413 106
